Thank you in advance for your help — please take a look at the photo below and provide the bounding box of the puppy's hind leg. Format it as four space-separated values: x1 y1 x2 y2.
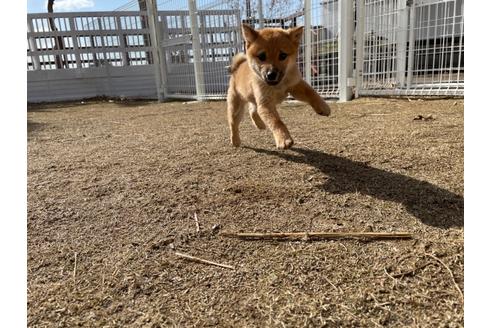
248 103 266 130
227 90 245 147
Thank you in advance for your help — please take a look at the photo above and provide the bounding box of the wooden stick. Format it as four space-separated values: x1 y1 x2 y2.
73 252 78 283
174 251 235 270
220 231 412 240
193 212 200 233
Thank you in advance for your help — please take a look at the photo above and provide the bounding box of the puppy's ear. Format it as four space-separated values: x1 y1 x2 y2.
288 26 304 45
242 24 258 47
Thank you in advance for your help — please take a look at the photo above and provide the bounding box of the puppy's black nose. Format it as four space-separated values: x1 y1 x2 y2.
266 70 278 81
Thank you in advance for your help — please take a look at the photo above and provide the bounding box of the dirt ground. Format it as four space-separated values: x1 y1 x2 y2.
27 97 463 327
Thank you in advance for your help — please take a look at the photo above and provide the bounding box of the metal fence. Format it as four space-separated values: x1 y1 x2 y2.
356 0 464 96
27 0 464 103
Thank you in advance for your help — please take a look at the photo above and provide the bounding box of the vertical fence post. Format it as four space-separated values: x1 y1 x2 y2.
355 0 365 98
69 17 82 69
235 9 242 53
115 15 129 67
188 0 206 101
146 0 166 101
97 17 106 64
304 0 312 85
27 17 41 70
156 14 169 98
396 0 409 88
338 0 354 102
406 1 416 89
258 0 264 29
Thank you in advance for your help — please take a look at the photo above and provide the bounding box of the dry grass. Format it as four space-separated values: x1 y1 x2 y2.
28 98 463 327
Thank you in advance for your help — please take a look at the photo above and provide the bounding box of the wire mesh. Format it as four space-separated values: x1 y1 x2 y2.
409 0 464 95
358 0 464 96
302 0 340 98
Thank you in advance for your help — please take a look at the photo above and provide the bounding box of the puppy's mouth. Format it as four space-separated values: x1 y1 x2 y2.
265 79 281 86
263 73 283 86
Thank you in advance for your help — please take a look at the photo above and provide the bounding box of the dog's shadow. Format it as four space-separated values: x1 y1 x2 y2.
245 146 463 229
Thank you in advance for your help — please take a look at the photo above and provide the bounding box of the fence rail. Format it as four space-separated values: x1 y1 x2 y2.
27 0 464 103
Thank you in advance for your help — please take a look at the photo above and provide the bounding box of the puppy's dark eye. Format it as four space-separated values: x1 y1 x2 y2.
257 52 266 61
279 52 288 61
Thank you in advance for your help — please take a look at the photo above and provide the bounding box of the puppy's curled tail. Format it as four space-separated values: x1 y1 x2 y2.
227 53 247 74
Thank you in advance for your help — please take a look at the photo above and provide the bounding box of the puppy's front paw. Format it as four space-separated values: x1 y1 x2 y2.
316 102 331 117
276 138 294 150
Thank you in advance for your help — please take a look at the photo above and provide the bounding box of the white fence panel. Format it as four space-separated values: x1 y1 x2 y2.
27 11 159 102
307 0 341 98
28 66 156 102
357 0 464 96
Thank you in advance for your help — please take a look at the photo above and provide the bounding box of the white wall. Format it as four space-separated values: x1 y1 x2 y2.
27 65 157 103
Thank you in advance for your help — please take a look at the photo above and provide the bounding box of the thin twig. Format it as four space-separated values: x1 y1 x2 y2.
73 252 78 283
193 212 200 233
174 251 235 270
221 231 412 241
391 262 433 278
339 304 367 324
425 253 464 302
383 267 399 285
339 304 356 318
326 278 341 293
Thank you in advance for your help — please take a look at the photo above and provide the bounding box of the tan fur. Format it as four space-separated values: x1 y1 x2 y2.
227 24 331 149
228 53 247 73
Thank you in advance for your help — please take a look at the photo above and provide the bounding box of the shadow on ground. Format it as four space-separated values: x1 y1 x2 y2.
27 98 156 112
246 146 463 229
27 121 45 133
28 102 91 112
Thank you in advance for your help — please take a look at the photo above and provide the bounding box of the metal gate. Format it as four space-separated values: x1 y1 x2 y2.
355 0 464 96
145 0 243 101
158 8 242 100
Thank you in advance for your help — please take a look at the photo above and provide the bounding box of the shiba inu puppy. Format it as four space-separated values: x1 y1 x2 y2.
226 24 331 149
